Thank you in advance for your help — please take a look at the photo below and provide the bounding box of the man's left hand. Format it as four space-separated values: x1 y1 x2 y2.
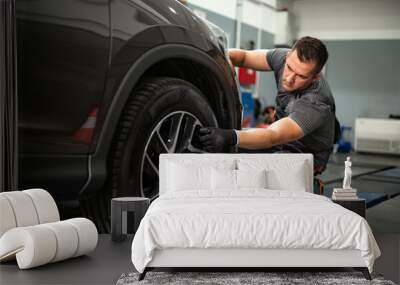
198 127 237 152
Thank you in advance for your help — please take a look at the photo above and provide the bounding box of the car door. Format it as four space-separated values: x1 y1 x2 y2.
17 0 110 154
17 0 110 197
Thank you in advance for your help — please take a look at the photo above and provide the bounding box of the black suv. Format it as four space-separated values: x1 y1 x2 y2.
17 0 242 231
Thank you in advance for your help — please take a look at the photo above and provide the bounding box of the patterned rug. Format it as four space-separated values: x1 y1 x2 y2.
116 271 396 285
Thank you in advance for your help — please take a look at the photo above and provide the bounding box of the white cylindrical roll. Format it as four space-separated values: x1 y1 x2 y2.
0 226 57 269
1 192 39 227
17 226 57 269
23 189 60 223
0 195 17 237
0 227 23 262
65 218 98 257
42 221 79 263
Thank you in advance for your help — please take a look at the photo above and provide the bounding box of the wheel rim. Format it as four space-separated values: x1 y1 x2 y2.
139 111 204 200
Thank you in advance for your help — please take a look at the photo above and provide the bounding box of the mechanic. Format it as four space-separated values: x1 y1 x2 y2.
199 36 339 175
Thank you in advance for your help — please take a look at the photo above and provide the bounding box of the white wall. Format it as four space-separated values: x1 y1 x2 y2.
243 0 276 34
188 0 277 35
189 0 400 41
290 0 400 143
293 0 400 40
188 0 237 19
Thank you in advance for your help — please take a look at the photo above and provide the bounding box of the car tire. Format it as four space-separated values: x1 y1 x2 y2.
82 77 218 232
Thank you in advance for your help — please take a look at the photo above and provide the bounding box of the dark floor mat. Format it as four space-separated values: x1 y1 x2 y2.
357 177 400 198
362 175 400 184
318 164 389 184
326 178 400 199
375 167 400 178
370 168 400 184
329 152 400 168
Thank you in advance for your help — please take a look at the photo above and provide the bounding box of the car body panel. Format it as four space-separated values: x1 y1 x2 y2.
17 0 242 200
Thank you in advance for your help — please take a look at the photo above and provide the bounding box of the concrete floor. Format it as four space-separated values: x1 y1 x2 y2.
0 235 134 285
368 196 400 233
1 151 400 285
1 234 398 285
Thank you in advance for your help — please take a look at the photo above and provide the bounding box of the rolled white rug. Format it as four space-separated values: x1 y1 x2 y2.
0 218 98 269
0 196 17 237
0 225 57 268
0 189 98 269
0 189 60 236
42 221 79 263
65 218 98 257
0 191 40 228
23 188 60 224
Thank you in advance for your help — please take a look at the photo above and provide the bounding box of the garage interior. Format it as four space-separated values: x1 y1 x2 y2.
1 0 400 284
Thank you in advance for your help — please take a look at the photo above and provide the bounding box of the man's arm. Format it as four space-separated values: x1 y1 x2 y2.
197 117 303 152
237 117 304 149
228 49 272 71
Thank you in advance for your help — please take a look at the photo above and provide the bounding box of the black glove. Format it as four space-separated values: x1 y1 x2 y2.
198 127 237 153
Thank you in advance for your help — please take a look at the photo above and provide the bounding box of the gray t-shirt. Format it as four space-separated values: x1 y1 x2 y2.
266 48 336 171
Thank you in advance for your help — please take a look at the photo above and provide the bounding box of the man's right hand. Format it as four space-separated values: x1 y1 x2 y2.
228 49 271 71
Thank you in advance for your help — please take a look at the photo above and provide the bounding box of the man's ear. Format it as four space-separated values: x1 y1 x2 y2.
313 73 321 81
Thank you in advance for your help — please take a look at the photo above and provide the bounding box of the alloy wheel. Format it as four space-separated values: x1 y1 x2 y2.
139 111 204 200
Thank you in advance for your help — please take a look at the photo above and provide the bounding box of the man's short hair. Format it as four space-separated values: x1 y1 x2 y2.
292 36 328 74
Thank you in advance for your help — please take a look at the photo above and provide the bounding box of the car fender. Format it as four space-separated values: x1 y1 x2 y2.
79 43 240 198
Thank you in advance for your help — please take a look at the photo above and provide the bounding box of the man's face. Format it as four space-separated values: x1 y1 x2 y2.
282 49 320 92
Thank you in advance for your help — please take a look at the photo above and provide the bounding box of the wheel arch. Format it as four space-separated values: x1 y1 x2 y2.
79 44 241 198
